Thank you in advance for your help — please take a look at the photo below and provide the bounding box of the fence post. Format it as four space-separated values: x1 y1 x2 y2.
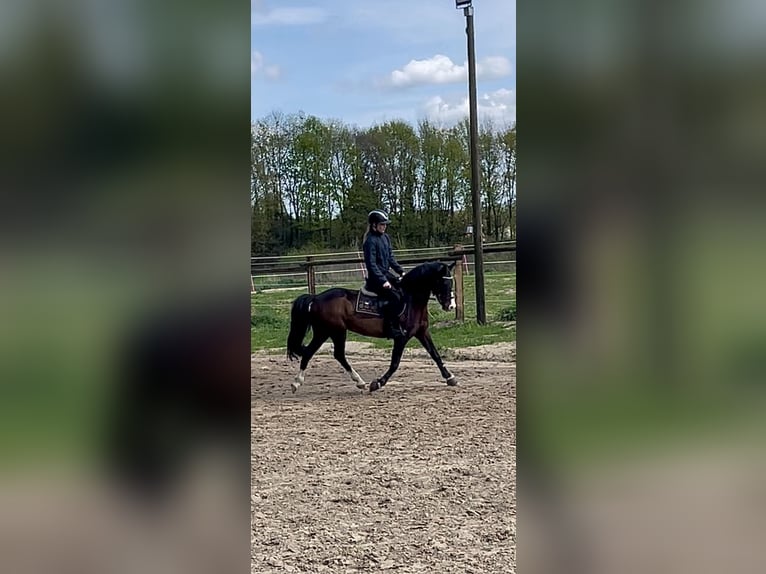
454 246 465 321
306 256 316 295
358 251 367 280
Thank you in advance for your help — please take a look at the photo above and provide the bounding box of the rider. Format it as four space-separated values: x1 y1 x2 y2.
363 209 406 339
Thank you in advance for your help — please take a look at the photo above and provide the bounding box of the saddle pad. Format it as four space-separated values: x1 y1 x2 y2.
354 291 407 318
355 291 383 316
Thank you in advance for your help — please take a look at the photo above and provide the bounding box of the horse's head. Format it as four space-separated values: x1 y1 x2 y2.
401 261 457 311
432 261 457 312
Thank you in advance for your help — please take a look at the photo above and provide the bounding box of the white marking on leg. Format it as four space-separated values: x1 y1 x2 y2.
348 368 367 389
448 295 456 310
291 369 305 393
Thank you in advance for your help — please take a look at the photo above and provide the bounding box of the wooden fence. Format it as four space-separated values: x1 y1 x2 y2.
251 242 515 321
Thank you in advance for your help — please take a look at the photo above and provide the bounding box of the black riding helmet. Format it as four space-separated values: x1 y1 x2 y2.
368 209 390 225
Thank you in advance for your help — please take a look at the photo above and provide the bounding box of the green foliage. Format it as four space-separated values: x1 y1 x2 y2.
251 310 283 328
251 113 516 255
251 291 294 350
432 321 516 349
497 300 517 321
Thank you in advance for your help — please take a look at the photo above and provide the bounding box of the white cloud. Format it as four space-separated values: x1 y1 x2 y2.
252 7 326 27
477 56 514 79
387 54 512 88
422 88 516 126
251 51 281 80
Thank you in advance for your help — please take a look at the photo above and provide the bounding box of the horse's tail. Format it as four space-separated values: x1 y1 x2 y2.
286 294 314 361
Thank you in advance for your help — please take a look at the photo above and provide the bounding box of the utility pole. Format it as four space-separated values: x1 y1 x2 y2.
456 0 486 324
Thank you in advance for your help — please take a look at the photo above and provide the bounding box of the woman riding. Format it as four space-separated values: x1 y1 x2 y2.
363 209 406 339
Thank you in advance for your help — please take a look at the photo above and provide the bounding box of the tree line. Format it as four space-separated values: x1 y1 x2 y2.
251 111 516 256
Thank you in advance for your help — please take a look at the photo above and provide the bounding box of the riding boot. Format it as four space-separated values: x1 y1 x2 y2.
387 312 406 339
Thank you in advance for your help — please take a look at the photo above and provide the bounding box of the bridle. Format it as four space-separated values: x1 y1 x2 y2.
433 273 453 305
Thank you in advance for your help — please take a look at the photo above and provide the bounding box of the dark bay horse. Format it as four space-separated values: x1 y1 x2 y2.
286 261 458 393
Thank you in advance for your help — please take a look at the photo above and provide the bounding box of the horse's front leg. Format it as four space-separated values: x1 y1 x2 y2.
369 336 409 392
415 329 457 386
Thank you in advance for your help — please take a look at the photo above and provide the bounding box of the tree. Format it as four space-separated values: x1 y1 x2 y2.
500 125 517 240
251 113 516 255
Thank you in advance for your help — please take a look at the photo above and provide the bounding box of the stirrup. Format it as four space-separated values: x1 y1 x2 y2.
389 324 406 339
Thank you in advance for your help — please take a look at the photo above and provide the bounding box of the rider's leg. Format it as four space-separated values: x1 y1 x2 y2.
381 288 405 339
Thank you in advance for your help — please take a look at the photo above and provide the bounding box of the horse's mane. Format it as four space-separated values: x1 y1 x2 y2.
400 261 446 291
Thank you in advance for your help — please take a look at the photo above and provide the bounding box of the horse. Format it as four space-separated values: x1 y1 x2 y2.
286 261 458 393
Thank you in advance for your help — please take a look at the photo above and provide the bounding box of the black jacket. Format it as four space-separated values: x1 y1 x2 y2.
363 231 404 290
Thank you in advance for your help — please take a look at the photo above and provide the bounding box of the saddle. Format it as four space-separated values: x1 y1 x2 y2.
355 286 407 318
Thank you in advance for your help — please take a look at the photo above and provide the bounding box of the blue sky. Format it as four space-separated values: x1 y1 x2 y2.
252 0 515 128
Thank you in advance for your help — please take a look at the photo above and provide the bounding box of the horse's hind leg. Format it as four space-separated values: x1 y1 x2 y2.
291 331 329 393
330 331 366 389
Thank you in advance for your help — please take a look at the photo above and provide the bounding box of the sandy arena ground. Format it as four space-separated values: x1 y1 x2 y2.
251 342 516 573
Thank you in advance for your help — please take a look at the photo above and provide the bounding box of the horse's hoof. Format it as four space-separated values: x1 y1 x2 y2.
446 376 458 386
355 381 367 390
369 380 381 392
291 383 299 393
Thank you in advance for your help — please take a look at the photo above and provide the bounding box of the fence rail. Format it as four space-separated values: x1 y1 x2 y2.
250 241 515 273
252 260 515 281
250 241 515 262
